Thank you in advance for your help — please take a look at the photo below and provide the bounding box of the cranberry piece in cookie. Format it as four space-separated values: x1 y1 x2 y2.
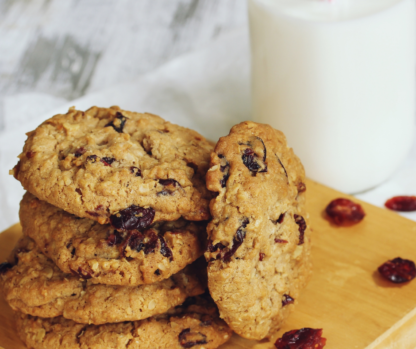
110 205 155 231
105 111 127 133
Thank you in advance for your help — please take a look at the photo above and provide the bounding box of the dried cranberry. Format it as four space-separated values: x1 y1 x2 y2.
86 210 100 217
325 198 365 226
26 151 35 159
275 328 326 349
73 267 93 280
105 112 127 133
158 179 181 195
154 269 161 275
74 147 86 157
385 196 416 212
110 205 155 231
223 218 249 262
143 230 159 254
242 149 263 173
178 328 207 348
241 137 267 175
275 238 288 244
218 154 230 188
106 231 123 247
259 252 265 261
378 257 416 283
101 157 115 166
0 262 13 274
159 179 180 187
158 234 173 260
274 213 285 224
86 155 99 163
294 215 306 245
282 294 294 306
119 231 144 256
297 182 306 193
207 240 226 253
130 166 141 177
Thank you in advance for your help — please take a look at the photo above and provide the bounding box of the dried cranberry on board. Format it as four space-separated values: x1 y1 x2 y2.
378 257 416 283
325 198 365 226
385 196 416 212
275 328 326 349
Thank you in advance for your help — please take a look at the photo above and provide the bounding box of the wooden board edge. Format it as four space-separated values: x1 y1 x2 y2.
365 307 416 349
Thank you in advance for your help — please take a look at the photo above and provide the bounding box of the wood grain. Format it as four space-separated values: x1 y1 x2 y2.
1 179 416 348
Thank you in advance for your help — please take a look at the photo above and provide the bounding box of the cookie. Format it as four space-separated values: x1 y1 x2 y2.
20 192 206 286
204 121 312 340
16 295 232 349
1 237 206 324
11 106 213 226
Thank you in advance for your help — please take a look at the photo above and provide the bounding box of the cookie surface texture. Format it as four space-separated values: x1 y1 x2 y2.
12 106 213 225
20 192 206 286
1 237 206 324
205 121 312 340
16 295 232 349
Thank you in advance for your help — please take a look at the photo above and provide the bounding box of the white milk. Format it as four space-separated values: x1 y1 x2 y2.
249 0 416 193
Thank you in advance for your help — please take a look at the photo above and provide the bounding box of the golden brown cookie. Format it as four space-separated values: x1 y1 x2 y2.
20 192 206 286
205 121 312 340
11 106 213 226
0 237 207 324
16 295 232 349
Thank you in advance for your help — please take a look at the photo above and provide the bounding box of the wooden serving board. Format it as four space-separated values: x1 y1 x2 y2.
2 179 416 349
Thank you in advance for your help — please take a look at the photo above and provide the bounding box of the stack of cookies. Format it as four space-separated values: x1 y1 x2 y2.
2 106 232 349
1 106 312 348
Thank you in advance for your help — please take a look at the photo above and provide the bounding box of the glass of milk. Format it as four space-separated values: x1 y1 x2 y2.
249 0 416 193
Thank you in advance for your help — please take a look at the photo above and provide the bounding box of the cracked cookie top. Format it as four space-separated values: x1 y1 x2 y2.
205 121 312 340
11 106 213 226
20 192 206 286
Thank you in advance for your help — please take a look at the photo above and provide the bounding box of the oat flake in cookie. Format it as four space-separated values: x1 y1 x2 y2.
20 192 206 286
11 106 213 225
1 237 207 324
205 121 312 340
16 295 232 349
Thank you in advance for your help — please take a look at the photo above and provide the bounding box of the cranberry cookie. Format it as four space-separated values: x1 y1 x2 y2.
205 121 312 340
16 295 232 349
1 237 206 324
11 106 213 226
20 192 206 286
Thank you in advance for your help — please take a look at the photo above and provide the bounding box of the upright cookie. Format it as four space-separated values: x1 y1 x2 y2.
20 192 206 286
16 295 232 349
11 106 213 226
205 121 312 340
1 237 206 324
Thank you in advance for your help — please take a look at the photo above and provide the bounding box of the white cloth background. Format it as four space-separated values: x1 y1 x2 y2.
1 28 416 231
